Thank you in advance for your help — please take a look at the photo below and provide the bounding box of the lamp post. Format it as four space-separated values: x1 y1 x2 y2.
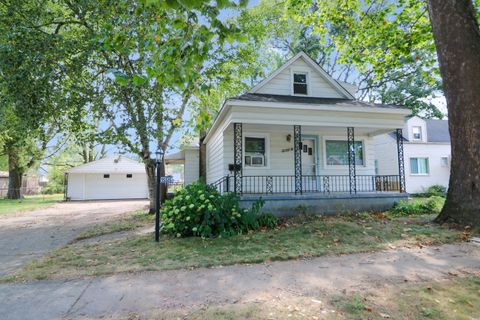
155 149 164 242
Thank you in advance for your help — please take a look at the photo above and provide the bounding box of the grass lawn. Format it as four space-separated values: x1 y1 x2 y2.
330 276 480 319
74 211 153 241
0 194 63 215
126 276 480 319
3 212 462 282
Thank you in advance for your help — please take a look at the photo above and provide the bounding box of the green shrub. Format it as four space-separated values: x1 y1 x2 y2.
390 196 444 216
160 182 264 238
257 212 278 229
41 184 64 194
421 185 447 197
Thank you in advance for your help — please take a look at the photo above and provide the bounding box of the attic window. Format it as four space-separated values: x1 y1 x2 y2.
293 73 307 95
412 126 422 141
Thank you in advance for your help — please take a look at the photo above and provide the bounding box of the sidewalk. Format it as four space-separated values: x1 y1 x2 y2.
1 242 479 320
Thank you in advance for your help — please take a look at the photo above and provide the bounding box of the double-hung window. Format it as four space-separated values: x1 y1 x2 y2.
293 73 307 95
410 157 429 175
245 137 266 167
325 140 364 166
412 126 422 141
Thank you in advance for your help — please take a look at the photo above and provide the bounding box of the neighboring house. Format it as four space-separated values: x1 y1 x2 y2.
164 144 200 186
170 52 412 215
65 156 148 200
0 171 42 197
0 171 8 197
374 116 451 194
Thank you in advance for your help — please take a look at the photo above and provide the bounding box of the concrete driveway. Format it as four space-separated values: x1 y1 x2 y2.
0 200 149 276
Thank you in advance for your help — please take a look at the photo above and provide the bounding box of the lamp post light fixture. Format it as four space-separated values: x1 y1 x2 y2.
155 149 164 242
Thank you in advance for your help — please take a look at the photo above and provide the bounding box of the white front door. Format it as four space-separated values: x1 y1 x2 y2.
301 139 316 175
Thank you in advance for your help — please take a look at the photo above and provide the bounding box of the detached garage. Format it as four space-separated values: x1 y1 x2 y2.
65 156 148 200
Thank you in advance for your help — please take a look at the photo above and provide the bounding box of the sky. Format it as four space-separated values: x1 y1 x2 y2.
58 0 448 167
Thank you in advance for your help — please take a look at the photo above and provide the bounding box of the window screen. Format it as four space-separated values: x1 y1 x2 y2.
293 73 307 94
325 140 364 165
410 158 429 174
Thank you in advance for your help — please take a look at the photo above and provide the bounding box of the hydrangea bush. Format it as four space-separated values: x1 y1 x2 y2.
160 182 272 238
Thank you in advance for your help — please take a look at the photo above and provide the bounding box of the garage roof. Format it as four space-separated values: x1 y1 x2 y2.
65 156 145 174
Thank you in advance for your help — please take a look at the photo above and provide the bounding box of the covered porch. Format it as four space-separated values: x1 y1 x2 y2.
210 123 406 197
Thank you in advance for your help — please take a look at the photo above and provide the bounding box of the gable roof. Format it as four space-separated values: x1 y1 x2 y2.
425 119 450 142
65 156 145 174
249 51 355 99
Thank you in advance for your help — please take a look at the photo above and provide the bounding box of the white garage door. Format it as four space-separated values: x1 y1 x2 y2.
84 173 148 200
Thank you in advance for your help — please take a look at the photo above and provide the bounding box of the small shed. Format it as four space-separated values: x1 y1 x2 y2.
65 156 148 200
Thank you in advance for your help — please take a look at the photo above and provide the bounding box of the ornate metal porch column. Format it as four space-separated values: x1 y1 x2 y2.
294 125 302 194
233 123 243 194
347 127 357 194
396 128 406 193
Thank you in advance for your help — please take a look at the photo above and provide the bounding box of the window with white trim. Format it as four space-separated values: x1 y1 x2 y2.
410 157 429 175
412 126 422 141
325 140 364 165
293 73 307 95
245 137 266 167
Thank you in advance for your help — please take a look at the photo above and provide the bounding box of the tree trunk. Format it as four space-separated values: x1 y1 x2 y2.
145 159 156 214
7 151 23 199
427 0 480 226
145 158 167 214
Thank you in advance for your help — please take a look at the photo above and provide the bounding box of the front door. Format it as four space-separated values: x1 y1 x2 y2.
301 139 316 175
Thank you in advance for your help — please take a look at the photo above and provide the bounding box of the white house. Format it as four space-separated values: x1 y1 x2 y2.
181 52 412 215
164 144 200 185
65 156 148 200
374 116 451 194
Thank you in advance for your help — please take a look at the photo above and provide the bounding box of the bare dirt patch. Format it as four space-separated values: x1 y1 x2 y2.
0 200 149 276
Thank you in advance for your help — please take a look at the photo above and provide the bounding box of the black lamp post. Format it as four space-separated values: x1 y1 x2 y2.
155 149 164 242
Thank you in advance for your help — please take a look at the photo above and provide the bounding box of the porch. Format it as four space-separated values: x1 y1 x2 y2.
209 122 406 196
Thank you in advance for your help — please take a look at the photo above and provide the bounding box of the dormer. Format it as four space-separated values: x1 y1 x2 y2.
405 116 428 143
249 52 356 99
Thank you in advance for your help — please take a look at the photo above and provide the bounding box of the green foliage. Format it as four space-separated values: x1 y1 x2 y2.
257 212 278 229
0 155 7 171
160 182 265 238
390 197 444 216
273 0 445 118
421 185 447 197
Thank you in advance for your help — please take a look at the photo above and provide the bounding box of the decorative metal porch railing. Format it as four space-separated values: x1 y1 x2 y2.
210 175 401 195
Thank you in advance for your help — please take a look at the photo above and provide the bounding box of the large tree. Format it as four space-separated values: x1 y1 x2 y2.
0 0 90 198
242 0 444 118
284 0 479 226
427 0 480 226
59 0 248 211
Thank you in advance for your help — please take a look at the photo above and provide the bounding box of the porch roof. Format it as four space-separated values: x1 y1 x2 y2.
233 93 407 110
204 94 411 144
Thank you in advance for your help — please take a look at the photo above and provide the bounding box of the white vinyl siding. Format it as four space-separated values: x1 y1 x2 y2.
206 128 224 184
67 172 148 200
373 133 398 175
255 58 344 98
66 173 84 200
220 124 376 178
184 149 200 184
374 122 451 193
65 156 149 200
